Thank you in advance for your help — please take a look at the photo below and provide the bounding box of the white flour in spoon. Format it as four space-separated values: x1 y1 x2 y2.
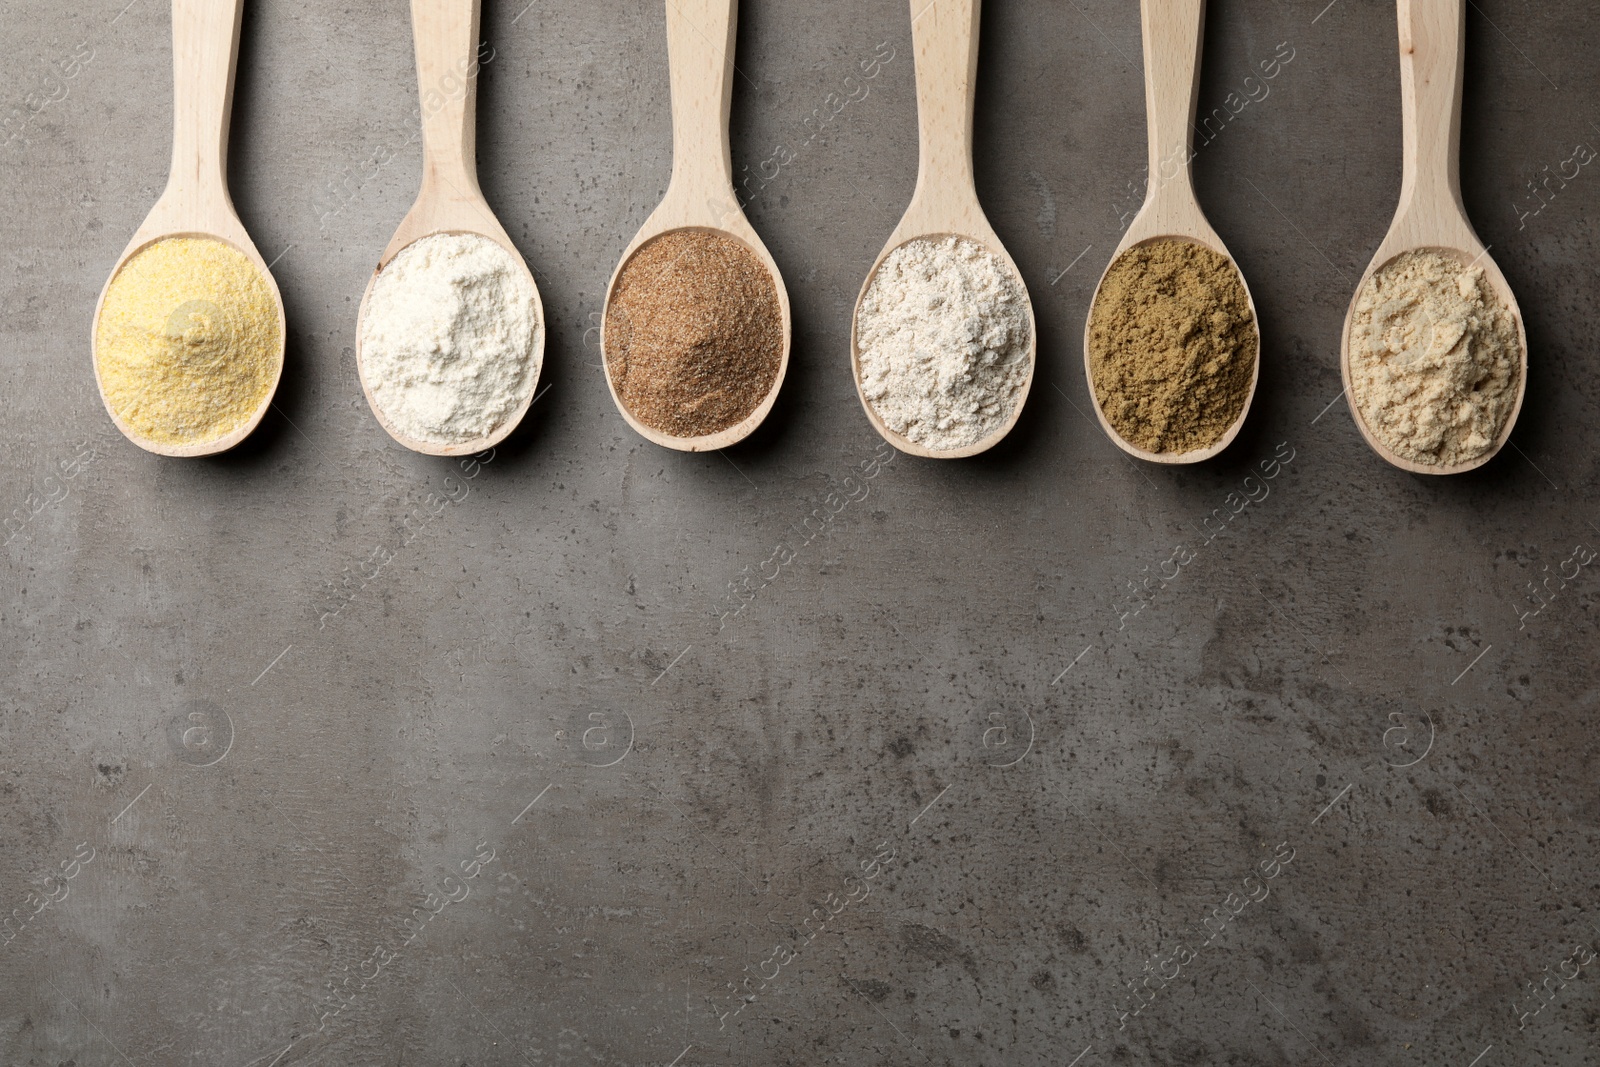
361 233 540 445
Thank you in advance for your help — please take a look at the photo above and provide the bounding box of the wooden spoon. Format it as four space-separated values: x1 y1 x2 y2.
91 0 284 458
1340 0 1526 474
1083 0 1260 465
601 0 792 452
356 0 545 457
851 0 1036 460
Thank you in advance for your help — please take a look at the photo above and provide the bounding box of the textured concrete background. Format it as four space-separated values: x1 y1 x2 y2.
2 0 1599 1064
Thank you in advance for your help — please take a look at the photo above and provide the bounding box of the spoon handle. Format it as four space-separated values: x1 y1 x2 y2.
908 0 979 199
412 0 484 199
665 0 738 200
167 0 244 207
1397 0 1465 213
1139 0 1204 211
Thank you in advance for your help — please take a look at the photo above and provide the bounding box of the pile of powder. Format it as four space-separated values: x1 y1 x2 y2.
95 235 280 446
1349 249 1521 466
1087 239 1257 455
855 235 1031 451
605 229 784 439
360 233 541 445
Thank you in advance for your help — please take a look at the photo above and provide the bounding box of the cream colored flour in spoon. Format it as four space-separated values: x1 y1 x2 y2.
1349 249 1520 467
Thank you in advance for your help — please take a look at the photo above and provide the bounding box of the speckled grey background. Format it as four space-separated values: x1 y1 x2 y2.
2 0 1598 1064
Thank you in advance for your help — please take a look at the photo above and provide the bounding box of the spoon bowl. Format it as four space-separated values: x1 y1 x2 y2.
1083 0 1259 465
1339 0 1526 475
850 0 1036 460
355 0 545 458
92 0 284 458
601 0 791 453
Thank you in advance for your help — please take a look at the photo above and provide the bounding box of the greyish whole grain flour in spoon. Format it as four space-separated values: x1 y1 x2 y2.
855 235 1031 451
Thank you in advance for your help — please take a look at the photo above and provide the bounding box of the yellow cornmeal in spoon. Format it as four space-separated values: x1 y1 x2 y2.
95 236 280 446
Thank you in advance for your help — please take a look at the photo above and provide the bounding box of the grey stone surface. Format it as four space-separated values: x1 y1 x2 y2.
2 0 1598 1064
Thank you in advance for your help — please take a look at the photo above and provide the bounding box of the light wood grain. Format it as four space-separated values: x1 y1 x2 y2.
355 0 546 458
600 0 792 453
1339 0 1526 475
1082 0 1260 466
91 0 285 458
850 0 1037 460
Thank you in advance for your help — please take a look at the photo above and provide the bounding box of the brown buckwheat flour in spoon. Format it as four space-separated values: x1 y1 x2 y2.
605 229 784 439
